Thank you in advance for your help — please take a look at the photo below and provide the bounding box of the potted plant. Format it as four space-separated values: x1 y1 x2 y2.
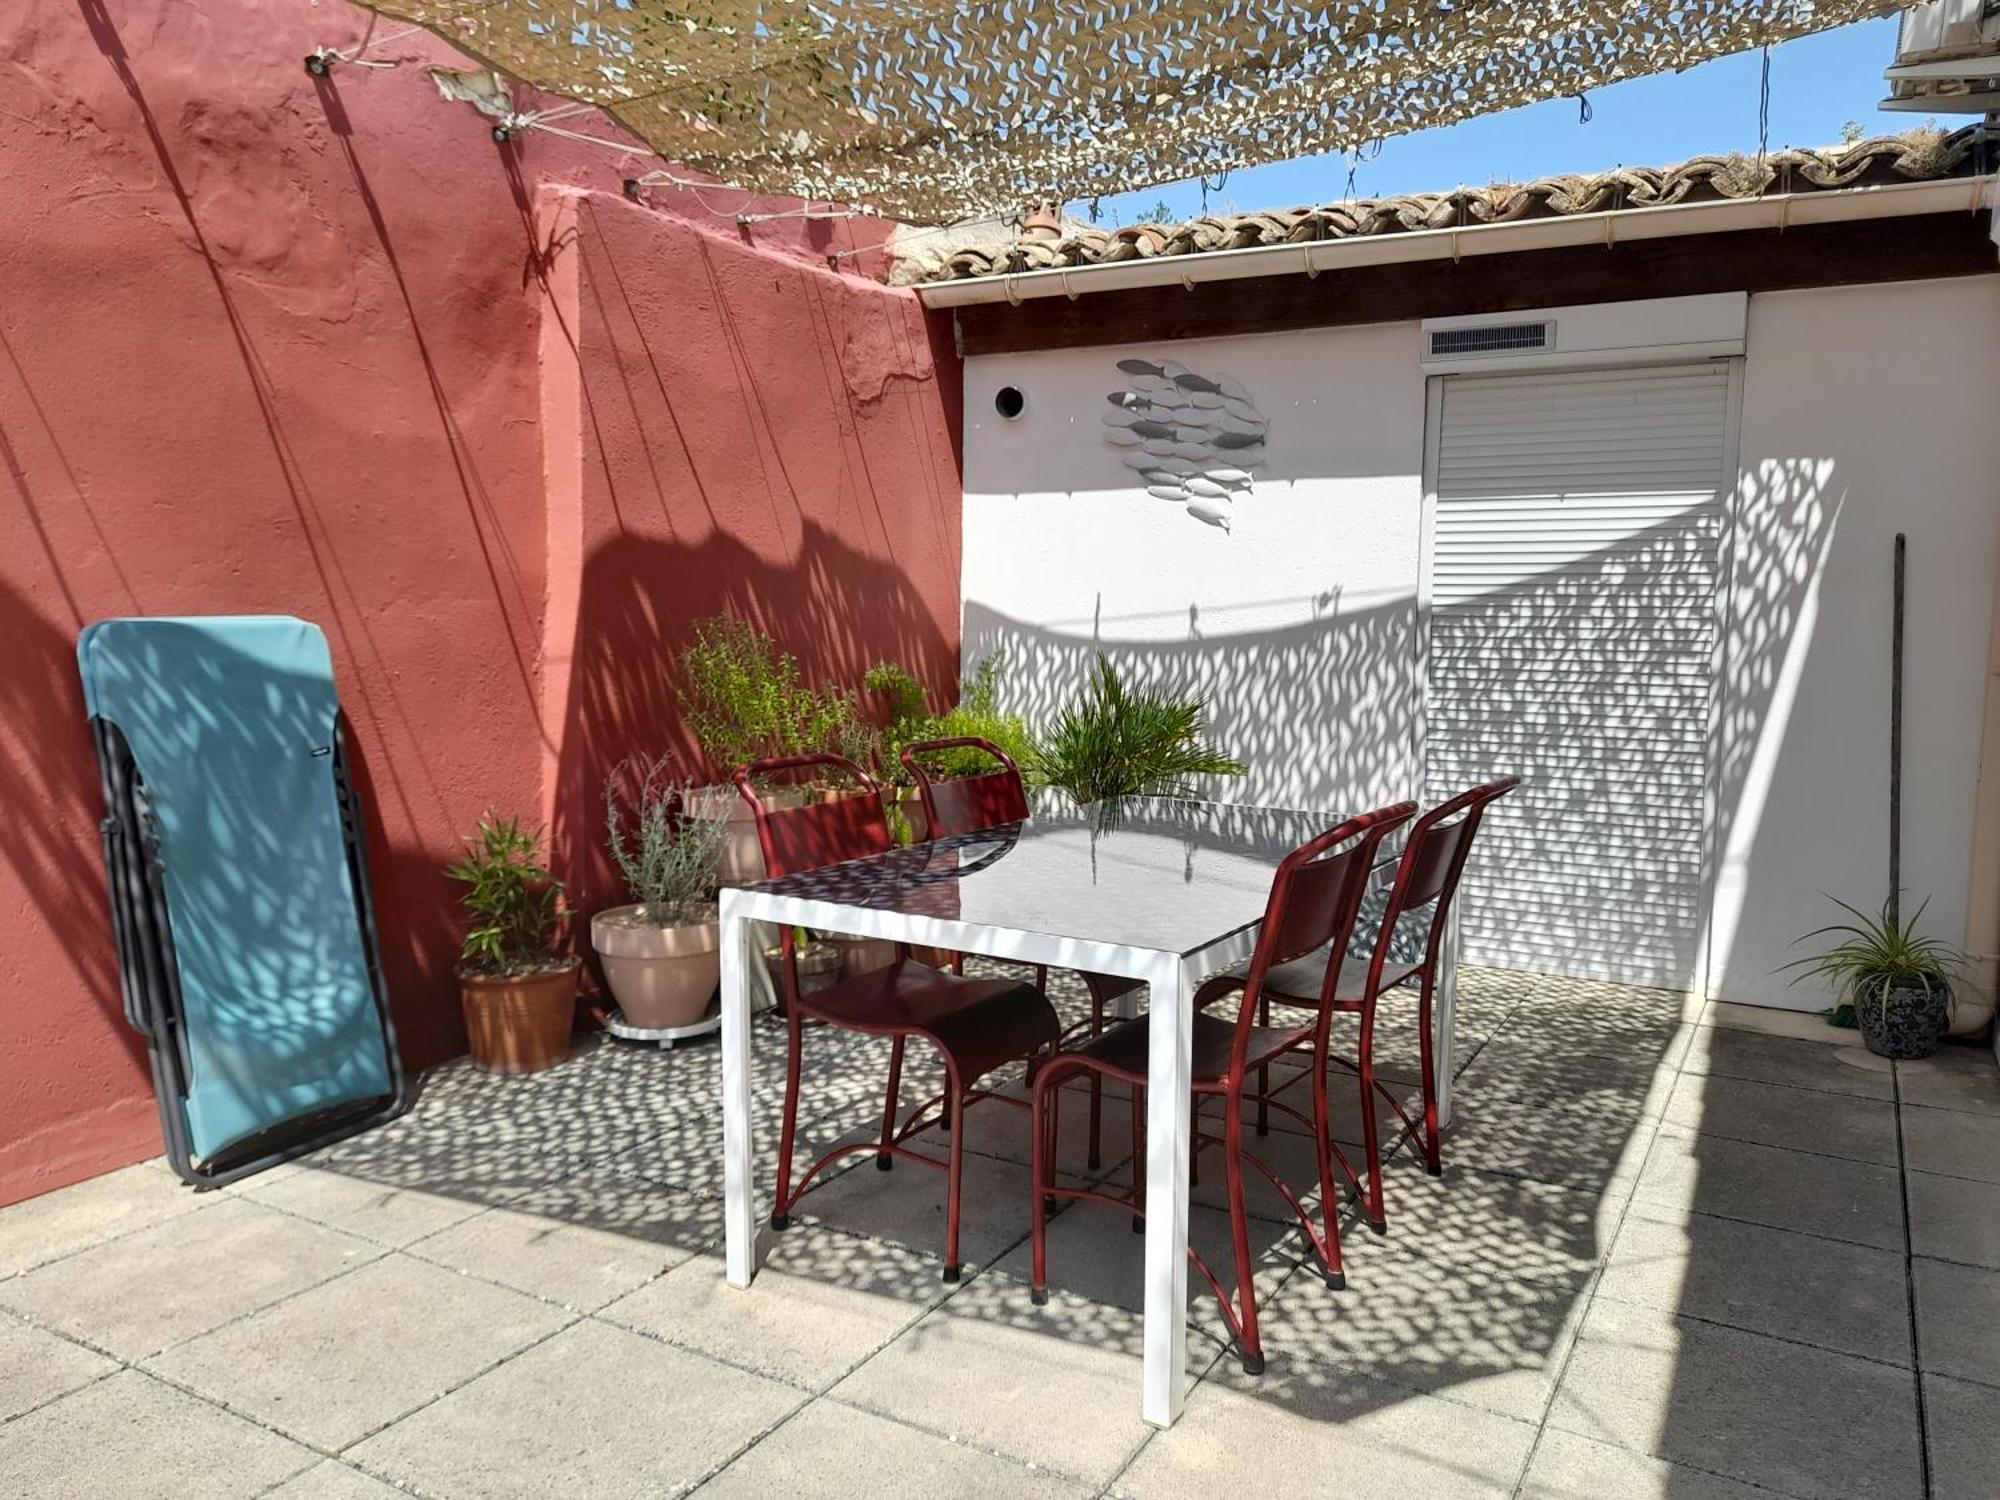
676 615 856 883
447 815 579 1074
592 757 729 1031
1785 895 1961 1060
765 927 844 1006
1029 656 1245 803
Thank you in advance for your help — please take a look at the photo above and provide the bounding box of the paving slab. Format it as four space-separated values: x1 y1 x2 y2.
1912 1255 2000 1388
1633 1125 1904 1250
1113 1349 1536 1500
792 1142 1036 1272
1518 1428 1775 1500
600 1224 946 1387
0 1369 315 1499
0 1196 381 1361
348 1318 803 1499
1906 1170 2000 1271
145 1252 574 1450
1900 1103 2000 1184
1699 1001 1864 1048
238 1165 492 1248
1598 1198 1910 1364
0 1310 117 1421
0 1161 204 1279
700 1398 1093 1498
1546 1296 1922 1499
264 1460 410 1498
1895 1046 2000 1118
1925 1371 2000 1500
1679 1024 1892 1098
1662 1072 1900 1165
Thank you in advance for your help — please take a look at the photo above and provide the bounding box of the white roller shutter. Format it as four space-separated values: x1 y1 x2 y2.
1423 361 1734 990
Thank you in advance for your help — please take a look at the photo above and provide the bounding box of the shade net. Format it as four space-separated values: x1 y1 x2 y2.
360 1 1905 224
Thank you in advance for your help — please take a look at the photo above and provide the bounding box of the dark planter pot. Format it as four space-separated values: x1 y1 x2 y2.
1854 976 1951 1061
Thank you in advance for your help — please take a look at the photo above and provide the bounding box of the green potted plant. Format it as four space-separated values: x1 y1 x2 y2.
592 757 729 1031
676 615 856 884
447 815 579 1074
1029 657 1245 803
1785 895 1961 1060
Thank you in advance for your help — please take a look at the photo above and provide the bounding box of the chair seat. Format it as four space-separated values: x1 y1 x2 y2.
1243 946 1422 1008
1059 1010 1308 1091
798 959 1061 1082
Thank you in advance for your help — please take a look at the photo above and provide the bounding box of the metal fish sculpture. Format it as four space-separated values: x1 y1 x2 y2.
1106 358 1268 530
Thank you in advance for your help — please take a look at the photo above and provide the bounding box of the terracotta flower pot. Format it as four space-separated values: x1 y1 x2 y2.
459 960 580 1075
591 904 720 1030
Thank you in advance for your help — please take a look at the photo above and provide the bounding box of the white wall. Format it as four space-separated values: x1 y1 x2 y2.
961 275 2000 1009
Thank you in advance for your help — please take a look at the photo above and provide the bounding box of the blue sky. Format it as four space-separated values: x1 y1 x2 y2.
1094 17 1925 226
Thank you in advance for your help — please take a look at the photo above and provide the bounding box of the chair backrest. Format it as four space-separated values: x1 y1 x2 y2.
733 753 892 881
1232 802 1417 1071
1358 776 1520 996
899 736 1030 839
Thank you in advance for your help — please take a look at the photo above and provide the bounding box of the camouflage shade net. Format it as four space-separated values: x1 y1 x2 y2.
358 0 1906 224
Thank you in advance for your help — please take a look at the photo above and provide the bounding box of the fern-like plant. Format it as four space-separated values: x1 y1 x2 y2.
676 616 853 774
1028 658 1244 802
605 757 727 926
446 815 568 976
1782 895 1960 1026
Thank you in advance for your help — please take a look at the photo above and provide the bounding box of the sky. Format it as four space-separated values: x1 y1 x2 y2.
1093 17 1931 226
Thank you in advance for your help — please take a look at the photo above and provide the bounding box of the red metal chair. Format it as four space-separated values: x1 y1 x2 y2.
738 752 1062 1282
1027 803 1416 1375
1213 776 1520 1232
899 736 1142 1167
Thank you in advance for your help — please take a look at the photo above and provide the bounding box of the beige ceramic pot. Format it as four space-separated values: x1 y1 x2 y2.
765 939 842 1011
591 904 721 1030
831 934 899 977
459 960 580 1075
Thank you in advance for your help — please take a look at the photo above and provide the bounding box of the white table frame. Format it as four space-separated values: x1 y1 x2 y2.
717 858 1458 1429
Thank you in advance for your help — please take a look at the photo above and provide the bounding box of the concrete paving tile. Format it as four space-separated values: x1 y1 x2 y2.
1444 1070 1661 1195
908 1078 1137 1180
238 1165 491 1248
600 1225 946 1387
702 1398 1094 1498
264 1460 410 1498
0 1369 315 1499
1901 1104 2000 1184
0 1197 381 1360
0 1310 117 1421
1518 1428 1775 1500
1907 1171 2000 1271
1546 1296 1922 1499
1663 1073 1900 1166
1369 1165 1613 1284
830 1284 1160 1486
1599 1198 1910 1364
1113 1350 1535 1500
1895 1046 2000 1118
347 1319 803 1499
145 1253 574 1450
1699 1001 1865 1048
1633 1126 1904 1250
1913 1256 2000 1388
407 1171 721 1310
1680 1024 1894 1098
0 1161 205 1279
1925 1372 2000 1500
793 1143 1035 1272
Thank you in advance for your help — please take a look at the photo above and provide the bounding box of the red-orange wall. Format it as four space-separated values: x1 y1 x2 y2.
0 0 961 1205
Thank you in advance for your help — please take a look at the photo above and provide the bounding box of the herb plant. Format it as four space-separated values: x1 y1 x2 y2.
446 815 568 976
677 615 853 773
605 756 727 926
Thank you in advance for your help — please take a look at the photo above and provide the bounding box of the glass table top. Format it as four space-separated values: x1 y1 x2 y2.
739 794 1369 959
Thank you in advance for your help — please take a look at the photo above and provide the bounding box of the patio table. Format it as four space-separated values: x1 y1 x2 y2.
717 794 1458 1428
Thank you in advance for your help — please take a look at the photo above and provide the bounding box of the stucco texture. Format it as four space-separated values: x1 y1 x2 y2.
0 0 960 1204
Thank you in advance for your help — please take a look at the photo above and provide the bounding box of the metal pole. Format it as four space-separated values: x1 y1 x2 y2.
1890 532 1905 930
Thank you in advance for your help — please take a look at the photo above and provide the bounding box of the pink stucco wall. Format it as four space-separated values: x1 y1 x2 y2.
0 0 961 1205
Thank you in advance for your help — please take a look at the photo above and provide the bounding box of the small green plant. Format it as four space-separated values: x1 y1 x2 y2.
605 757 726 926
865 653 1035 785
1029 657 1244 802
677 615 853 774
1782 895 1959 1028
446 815 568 976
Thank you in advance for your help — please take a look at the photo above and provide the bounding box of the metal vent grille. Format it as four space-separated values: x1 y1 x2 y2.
1428 322 1552 358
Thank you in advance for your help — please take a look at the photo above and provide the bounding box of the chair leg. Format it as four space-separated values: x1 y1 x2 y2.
1308 1047 1346 1290
1086 985 1105 1170
943 1077 966 1282
876 1035 905 1171
772 1009 805 1230
1358 1019 1387 1233
1255 993 1271 1137
1417 971 1443 1176
1130 1081 1146 1232
1223 1093 1264 1376
1030 1076 1052 1305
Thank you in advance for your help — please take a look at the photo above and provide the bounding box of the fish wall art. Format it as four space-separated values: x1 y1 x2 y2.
1102 358 1267 530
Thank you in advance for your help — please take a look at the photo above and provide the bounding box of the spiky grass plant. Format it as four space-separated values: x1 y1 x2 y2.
446 815 567 976
1028 657 1244 803
1783 895 1959 1027
605 757 727 926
